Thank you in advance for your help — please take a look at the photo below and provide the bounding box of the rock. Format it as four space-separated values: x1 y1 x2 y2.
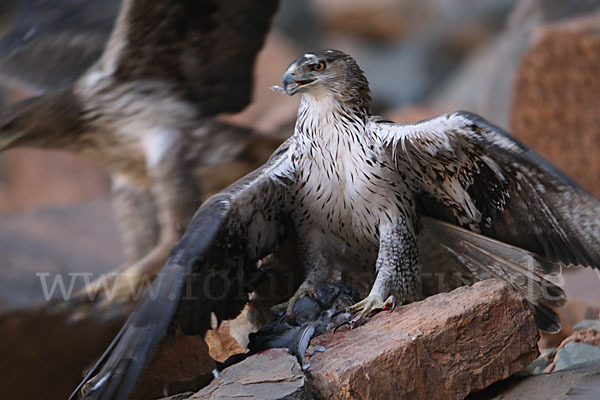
538 299 600 349
304 279 539 400
510 13 600 197
574 320 600 333
433 0 600 130
544 327 600 373
469 359 600 400
553 342 600 372
132 330 216 400
0 148 111 213
310 0 516 42
563 267 600 307
383 106 440 123
519 347 557 376
0 198 122 308
557 328 600 357
158 393 195 400
309 0 417 41
0 307 124 400
189 348 312 400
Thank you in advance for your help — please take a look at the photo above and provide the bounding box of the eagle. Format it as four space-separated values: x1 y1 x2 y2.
0 0 281 312
72 49 600 399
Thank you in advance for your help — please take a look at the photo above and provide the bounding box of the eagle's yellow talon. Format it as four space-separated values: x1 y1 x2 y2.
347 294 396 328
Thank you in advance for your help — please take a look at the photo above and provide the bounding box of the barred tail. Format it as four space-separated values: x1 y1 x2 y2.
421 217 566 333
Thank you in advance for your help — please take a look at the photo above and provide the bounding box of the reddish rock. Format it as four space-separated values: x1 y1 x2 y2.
0 307 124 400
543 326 600 373
559 328 600 350
311 0 417 40
0 198 123 308
539 298 600 349
511 15 600 197
305 279 539 400
132 330 216 399
0 148 111 213
383 106 440 124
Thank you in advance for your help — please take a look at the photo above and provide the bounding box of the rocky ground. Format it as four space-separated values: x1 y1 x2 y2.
0 0 599 399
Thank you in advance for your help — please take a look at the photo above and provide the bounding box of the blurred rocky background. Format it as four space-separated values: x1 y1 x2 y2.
0 0 599 399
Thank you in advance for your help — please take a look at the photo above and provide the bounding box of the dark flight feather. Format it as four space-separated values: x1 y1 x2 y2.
0 0 120 92
379 110 600 270
105 0 278 114
71 141 293 400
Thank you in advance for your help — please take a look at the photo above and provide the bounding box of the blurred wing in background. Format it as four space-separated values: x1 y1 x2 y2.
90 0 279 115
71 142 295 400
0 0 120 92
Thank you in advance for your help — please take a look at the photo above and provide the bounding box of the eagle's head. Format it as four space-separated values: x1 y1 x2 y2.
282 49 371 114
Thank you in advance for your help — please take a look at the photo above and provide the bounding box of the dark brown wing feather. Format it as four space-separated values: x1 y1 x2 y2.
0 0 120 92
379 110 599 332
71 140 294 400
378 110 600 270
102 0 279 115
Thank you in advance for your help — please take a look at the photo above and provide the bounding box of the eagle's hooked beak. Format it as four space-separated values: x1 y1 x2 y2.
282 65 316 96
0 131 23 151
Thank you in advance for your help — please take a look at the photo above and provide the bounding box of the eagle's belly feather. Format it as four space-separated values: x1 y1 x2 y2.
291 131 414 270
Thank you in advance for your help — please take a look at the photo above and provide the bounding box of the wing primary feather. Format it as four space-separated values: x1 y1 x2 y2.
377 110 600 270
72 140 293 399
67 319 128 400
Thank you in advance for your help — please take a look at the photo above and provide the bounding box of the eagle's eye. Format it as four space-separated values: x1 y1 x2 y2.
311 61 326 71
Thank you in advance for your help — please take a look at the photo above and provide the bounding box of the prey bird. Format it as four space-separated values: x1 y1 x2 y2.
73 49 600 399
0 0 281 312
219 282 360 371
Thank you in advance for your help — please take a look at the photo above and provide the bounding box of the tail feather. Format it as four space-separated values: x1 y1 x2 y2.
421 217 566 333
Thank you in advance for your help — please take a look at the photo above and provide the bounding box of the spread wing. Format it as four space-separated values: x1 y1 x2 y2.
88 0 279 115
376 110 600 269
70 140 295 400
0 0 120 92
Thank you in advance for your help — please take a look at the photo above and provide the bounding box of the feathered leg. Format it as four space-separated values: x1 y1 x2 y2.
347 220 419 325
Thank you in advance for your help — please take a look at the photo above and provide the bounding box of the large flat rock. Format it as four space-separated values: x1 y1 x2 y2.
304 279 539 400
470 360 600 400
189 348 311 400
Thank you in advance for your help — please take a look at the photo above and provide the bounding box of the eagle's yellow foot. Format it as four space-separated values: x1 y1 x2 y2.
346 294 396 328
65 266 151 321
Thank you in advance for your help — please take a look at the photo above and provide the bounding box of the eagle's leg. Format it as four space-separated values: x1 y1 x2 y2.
71 146 201 316
347 220 419 326
284 242 332 319
67 180 160 315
